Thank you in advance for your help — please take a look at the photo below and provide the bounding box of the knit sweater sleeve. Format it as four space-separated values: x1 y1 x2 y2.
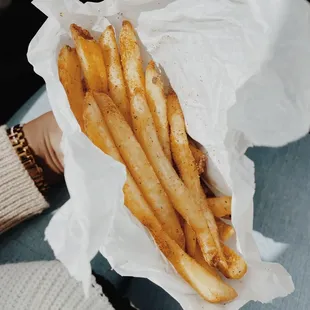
0 261 115 310
0 125 48 233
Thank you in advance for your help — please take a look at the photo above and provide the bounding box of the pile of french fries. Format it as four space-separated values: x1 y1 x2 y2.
58 21 247 304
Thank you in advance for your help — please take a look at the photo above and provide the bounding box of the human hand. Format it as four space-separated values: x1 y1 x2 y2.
23 111 64 185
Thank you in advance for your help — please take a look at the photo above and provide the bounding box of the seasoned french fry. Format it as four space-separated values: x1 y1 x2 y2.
145 61 172 162
99 26 131 125
218 245 248 280
189 140 207 175
216 219 235 242
184 222 196 257
58 45 85 130
84 92 237 303
70 24 107 93
95 91 219 264
119 21 145 97
207 196 232 218
167 91 226 268
93 92 184 249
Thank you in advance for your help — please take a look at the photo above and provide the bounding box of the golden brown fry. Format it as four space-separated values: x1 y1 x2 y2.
184 222 196 257
119 21 145 98
58 45 85 130
216 219 235 242
70 24 107 93
99 26 131 125
167 91 226 268
145 61 172 162
84 93 237 303
189 140 207 175
207 196 232 218
93 92 184 249
218 245 248 280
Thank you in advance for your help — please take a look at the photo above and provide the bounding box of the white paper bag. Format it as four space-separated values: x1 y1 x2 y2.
27 0 310 308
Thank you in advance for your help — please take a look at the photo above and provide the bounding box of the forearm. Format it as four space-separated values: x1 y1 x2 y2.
0 126 48 233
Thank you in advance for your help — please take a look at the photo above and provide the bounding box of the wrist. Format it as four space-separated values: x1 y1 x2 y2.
23 117 64 185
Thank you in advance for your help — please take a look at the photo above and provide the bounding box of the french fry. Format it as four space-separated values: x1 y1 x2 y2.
58 46 85 130
95 91 218 264
70 24 108 93
84 92 237 303
193 239 246 282
167 91 226 268
207 196 232 218
93 92 184 249
184 222 196 257
119 21 145 97
218 245 248 280
99 26 131 125
145 61 172 162
189 140 207 175
216 219 235 242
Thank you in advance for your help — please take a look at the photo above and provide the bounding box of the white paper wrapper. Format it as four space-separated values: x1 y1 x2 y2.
27 0 310 308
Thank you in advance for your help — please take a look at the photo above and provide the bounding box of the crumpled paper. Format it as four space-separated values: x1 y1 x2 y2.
27 0 310 308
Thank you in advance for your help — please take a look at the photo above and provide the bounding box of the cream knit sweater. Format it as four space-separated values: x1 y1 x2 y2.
0 126 114 310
